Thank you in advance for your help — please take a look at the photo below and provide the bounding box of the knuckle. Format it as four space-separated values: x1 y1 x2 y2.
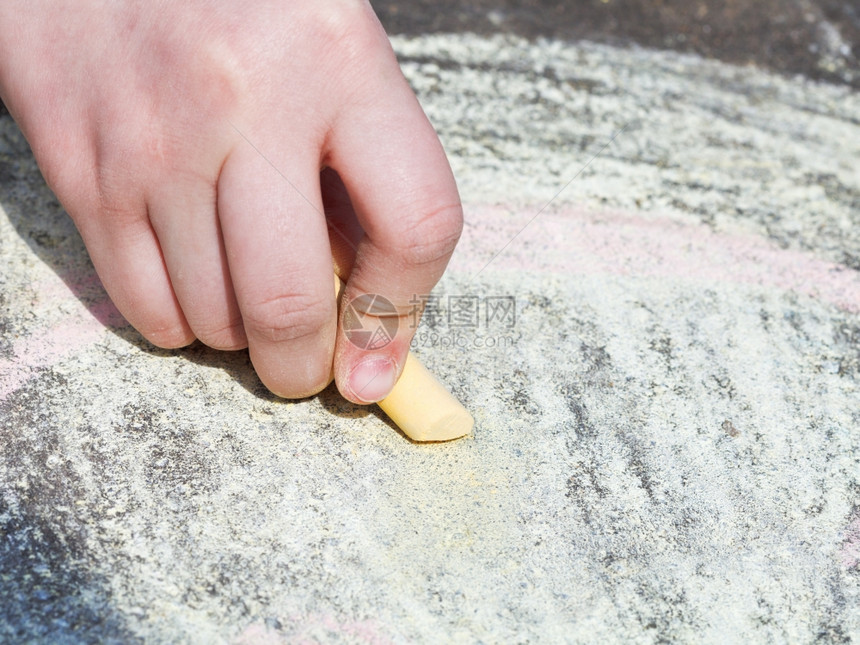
389 203 464 268
307 3 388 88
312 2 380 53
140 323 195 350
242 290 332 345
261 370 332 401
193 319 248 351
92 160 147 228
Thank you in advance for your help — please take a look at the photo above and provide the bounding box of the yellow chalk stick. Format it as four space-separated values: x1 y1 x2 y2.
335 275 474 442
378 351 475 442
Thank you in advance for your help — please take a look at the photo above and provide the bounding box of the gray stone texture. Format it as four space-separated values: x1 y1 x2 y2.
1 11 859 645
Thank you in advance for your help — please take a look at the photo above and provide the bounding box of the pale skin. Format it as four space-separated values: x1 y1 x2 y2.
0 1 463 404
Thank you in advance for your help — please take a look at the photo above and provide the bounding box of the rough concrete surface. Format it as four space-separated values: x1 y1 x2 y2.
1 20 859 645
375 0 860 88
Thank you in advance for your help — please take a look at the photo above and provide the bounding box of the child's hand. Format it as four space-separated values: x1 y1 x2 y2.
0 1 462 403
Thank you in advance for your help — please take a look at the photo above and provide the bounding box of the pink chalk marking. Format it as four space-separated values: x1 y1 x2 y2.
0 317 104 397
310 613 393 645
453 205 860 312
0 269 126 401
234 615 394 645
233 622 286 645
3 204 858 402
840 516 860 569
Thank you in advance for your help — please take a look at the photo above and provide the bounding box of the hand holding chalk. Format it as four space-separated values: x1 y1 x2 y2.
334 275 473 442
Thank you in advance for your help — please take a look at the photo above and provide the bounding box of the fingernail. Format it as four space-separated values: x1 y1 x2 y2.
348 357 397 403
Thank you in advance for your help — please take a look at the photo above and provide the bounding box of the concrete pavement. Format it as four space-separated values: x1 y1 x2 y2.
1 12 859 645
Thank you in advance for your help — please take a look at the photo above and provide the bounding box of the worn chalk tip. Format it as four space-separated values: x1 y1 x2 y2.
377 352 474 442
